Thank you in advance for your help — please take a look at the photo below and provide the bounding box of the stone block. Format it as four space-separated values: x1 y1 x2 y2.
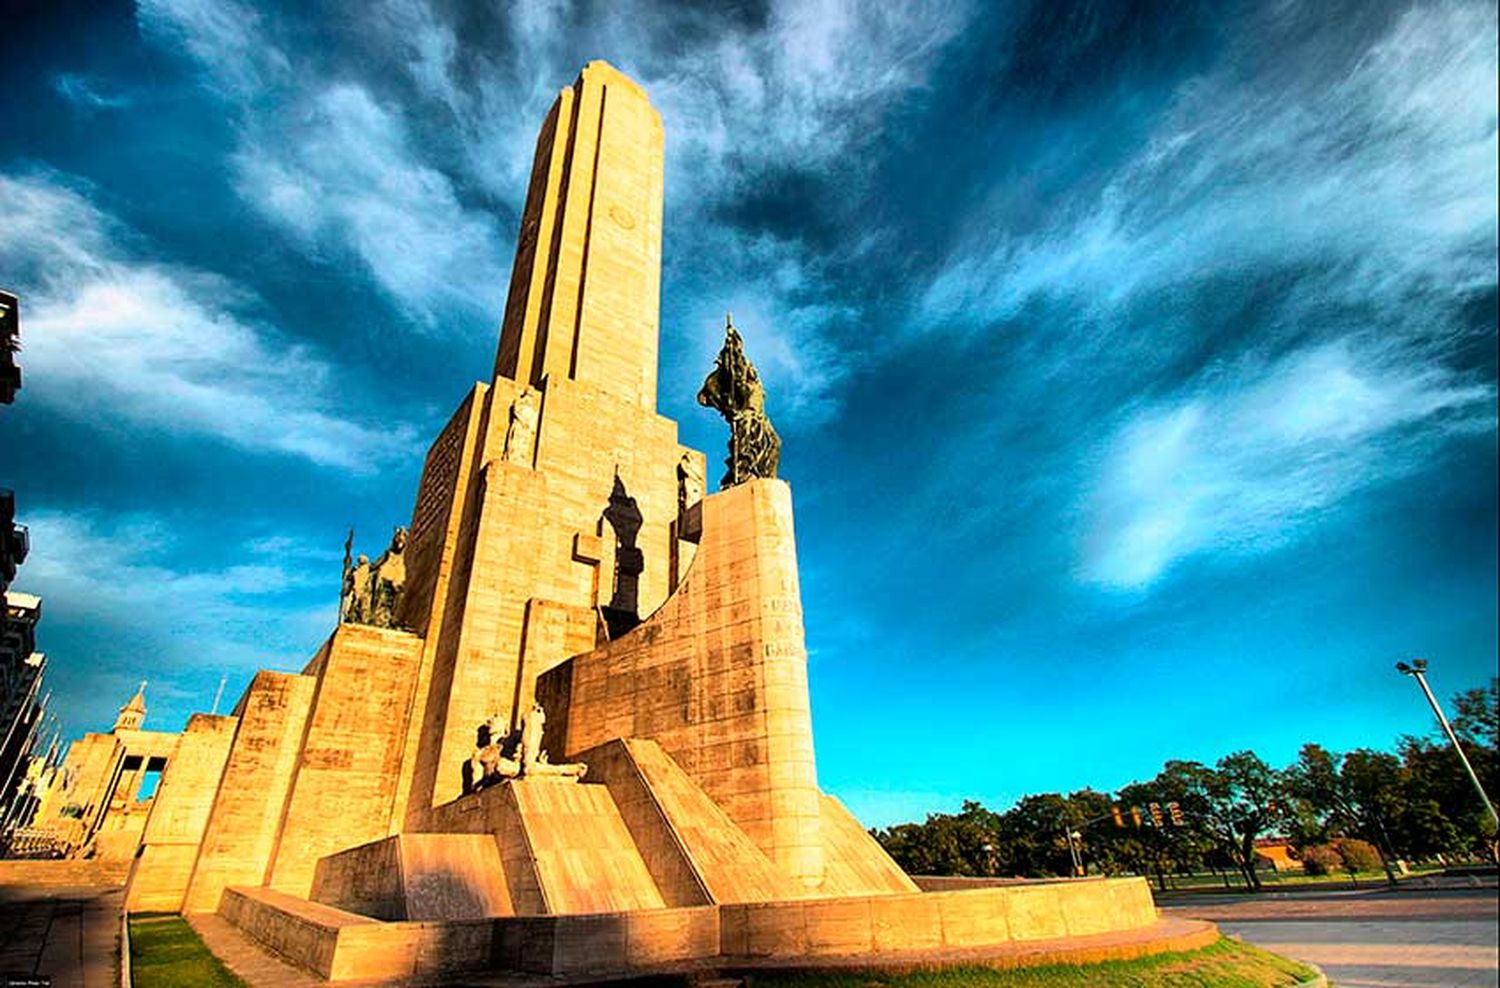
733 901 809 957
937 889 1011 947
623 906 718 967
803 897 874 954
1004 884 1070 941
870 894 943 952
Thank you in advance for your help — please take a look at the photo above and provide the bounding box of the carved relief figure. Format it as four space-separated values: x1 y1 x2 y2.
503 387 540 465
696 314 781 487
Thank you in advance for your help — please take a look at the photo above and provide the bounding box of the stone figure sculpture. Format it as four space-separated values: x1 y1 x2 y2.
339 527 408 629
521 702 588 779
697 314 780 488
342 554 372 624
367 528 407 627
519 702 545 771
466 712 519 793
677 452 704 516
504 387 540 464
465 703 586 791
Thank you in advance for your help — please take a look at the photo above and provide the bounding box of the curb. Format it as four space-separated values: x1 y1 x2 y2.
1292 963 1327 987
120 908 132 988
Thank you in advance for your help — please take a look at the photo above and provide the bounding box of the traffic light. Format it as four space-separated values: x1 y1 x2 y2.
1112 805 1124 828
1148 802 1164 827
1168 801 1184 826
1130 806 1143 828
1266 799 1279 815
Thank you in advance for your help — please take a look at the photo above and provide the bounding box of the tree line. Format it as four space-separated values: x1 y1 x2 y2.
872 678 1498 890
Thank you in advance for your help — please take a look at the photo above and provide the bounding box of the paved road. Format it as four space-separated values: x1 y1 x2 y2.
0 884 121 988
1164 887 1498 987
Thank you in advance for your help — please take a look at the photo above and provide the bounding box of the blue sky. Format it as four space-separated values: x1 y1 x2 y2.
1 0 1495 828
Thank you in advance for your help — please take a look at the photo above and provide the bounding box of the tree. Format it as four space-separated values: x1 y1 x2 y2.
1286 744 1403 882
1339 750 1406 882
1451 678 1499 750
996 793 1077 878
1150 755 1285 891
873 799 1001 877
1401 735 1497 859
1210 751 1290 891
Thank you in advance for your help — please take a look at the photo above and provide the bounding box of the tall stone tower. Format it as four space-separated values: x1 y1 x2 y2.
391 61 696 823
494 61 664 409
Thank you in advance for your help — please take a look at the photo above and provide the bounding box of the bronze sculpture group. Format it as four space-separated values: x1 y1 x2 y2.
339 527 408 629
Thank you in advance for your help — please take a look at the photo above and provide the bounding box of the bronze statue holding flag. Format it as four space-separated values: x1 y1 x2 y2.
697 314 781 488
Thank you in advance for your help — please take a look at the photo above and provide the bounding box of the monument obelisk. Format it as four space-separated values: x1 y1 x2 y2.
494 61 665 408
392 62 691 826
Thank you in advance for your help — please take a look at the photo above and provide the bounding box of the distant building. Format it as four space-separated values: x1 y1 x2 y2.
0 290 18 405
26 683 179 862
1253 837 1305 872
0 490 28 597
0 591 46 819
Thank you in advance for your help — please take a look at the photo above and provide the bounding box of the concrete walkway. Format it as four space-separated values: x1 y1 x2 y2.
1168 887 1499 988
0 884 121 988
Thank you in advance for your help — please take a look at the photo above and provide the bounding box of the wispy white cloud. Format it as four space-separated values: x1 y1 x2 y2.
140 0 508 327
906 1 1497 589
52 74 132 112
18 510 335 730
0 172 415 469
636 0 973 423
922 2 1497 330
645 0 973 196
145 0 972 418
137 0 289 102
232 84 508 324
1082 340 1494 589
20 511 327 635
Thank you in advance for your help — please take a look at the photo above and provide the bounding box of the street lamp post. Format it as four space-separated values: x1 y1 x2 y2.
1063 828 1084 877
1396 659 1499 830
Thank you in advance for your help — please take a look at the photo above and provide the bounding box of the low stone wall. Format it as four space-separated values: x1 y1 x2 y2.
217 876 1161 981
0 859 131 887
912 875 1037 891
221 886 495 981
495 905 720 975
721 880 1157 959
310 833 512 921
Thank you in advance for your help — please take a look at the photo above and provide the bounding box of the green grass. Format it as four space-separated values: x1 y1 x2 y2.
1155 865 1445 890
128 913 246 988
746 937 1318 988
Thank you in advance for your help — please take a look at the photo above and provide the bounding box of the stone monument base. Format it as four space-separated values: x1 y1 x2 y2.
174 478 1187 982
214 876 1200 982
206 733 1180 982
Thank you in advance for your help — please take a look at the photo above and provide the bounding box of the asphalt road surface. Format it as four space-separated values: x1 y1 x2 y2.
1164 885 1498 987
